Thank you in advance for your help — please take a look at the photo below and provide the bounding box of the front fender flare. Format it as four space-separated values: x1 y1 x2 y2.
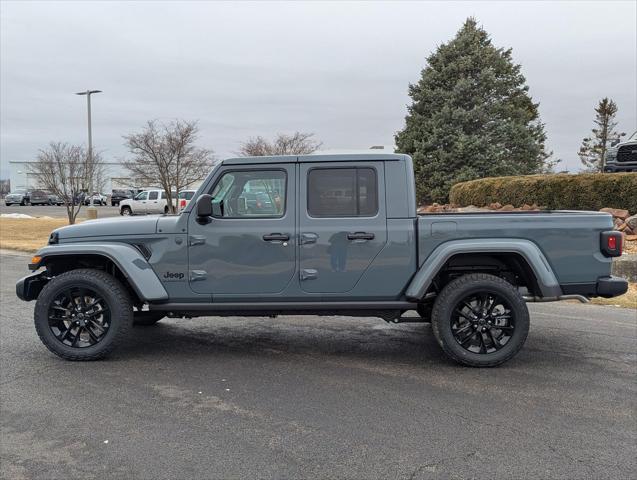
405 239 562 301
32 243 168 302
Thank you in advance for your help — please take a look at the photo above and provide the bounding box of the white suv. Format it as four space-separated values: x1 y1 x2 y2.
119 190 177 216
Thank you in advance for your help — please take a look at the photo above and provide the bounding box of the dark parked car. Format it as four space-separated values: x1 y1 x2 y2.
46 192 63 206
28 190 50 206
17 153 628 367
111 189 135 206
605 131 637 172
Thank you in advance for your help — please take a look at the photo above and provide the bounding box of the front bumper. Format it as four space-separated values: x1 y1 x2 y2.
604 164 637 173
16 271 49 301
596 276 628 298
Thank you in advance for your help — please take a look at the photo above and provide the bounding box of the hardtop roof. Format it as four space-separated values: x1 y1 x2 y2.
222 153 409 165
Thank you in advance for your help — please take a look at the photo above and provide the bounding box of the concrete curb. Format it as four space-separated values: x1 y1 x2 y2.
613 254 637 282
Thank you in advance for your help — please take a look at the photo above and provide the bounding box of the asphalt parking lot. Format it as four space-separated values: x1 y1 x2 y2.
1 204 123 219
1 251 635 479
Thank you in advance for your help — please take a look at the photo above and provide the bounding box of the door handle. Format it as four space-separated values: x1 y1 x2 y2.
300 269 318 281
299 232 318 245
347 232 375 241
263 233 290 242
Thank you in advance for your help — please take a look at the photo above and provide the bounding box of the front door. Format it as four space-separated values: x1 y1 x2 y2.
188 164 296 296
132 191 148 214
298 162 387 294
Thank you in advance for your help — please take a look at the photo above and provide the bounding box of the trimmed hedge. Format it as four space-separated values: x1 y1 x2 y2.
449 173 637 214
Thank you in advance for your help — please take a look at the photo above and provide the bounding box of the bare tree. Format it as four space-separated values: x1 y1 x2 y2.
238 132 322 156
0 179 10 197
123 120 214 213
28 142 105 224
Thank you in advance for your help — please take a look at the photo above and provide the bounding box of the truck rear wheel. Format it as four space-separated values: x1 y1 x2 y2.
34 269 133 361
431 273 529 367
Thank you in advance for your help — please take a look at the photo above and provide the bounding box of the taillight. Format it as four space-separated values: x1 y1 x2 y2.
600 231 623 257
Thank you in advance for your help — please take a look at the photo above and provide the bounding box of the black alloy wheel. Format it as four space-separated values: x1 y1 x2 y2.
450 292 515 354
431 273 530 367
47 286 111 348
34 269 133 360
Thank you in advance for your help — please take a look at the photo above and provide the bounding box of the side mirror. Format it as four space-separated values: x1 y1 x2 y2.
196 194 212 218
610 139 620 147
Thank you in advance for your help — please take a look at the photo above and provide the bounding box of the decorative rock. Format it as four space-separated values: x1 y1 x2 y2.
499 204 515 211
488 202 502 210
625 215 637 231
600 208 630 220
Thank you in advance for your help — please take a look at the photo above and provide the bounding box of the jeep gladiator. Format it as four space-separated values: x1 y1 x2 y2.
16 154 628 366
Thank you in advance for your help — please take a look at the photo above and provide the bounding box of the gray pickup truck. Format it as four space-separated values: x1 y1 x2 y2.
16 154 628 366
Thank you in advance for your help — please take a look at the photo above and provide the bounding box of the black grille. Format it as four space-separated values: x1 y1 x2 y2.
617 144 637 163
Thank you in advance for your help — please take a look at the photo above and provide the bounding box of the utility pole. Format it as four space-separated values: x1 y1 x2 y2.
75 90 102 193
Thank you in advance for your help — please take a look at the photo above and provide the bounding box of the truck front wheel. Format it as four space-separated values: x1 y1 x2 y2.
431 273 529 367
33 269 133 361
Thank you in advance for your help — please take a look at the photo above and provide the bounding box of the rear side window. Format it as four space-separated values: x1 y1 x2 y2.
149 191 158 200
307 168 378 217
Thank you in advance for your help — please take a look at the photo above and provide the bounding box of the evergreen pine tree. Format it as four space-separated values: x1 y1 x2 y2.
395 18 551 204
578 98 625 172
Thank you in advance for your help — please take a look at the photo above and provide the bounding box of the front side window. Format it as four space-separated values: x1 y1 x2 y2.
307 168 378 217
135 192 148 201
209 170 286 218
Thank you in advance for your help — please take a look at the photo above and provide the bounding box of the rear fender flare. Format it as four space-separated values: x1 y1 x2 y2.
405 239 561 300
32 243 168 302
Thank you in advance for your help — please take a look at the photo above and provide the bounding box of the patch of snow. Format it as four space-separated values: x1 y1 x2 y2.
0 213 35 219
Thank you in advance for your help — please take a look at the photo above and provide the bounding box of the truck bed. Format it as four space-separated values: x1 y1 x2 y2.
417 211 614 285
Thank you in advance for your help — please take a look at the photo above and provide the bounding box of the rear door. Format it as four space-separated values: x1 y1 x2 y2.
147 190 160 213
298 162 387 294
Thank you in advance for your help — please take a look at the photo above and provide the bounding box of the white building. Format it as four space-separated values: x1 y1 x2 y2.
8 160 205 193
9 160 139 193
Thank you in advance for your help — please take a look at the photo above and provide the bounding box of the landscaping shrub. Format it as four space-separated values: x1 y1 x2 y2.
449 173 637 214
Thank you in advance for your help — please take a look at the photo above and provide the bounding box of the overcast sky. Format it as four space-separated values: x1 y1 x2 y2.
1 0 636 178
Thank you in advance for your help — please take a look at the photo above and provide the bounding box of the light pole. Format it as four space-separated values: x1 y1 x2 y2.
75 90 102 194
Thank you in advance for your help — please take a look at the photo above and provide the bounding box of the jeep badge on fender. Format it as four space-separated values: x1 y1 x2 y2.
162 272 185 281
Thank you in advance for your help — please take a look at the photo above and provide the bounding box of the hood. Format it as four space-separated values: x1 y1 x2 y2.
55 215 160 240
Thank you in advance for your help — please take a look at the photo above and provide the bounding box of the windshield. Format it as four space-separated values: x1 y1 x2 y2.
10 190 26 195
627 131 637 142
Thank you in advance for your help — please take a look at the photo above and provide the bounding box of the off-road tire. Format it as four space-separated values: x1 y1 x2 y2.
431 273 529 367
34 269 133 361
120 206 132 216
134 311 165 326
